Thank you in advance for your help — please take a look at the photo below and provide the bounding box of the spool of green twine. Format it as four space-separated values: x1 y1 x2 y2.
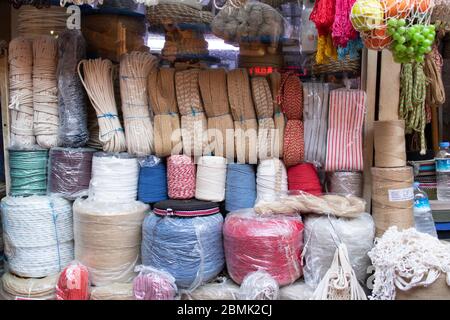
9 149 49 196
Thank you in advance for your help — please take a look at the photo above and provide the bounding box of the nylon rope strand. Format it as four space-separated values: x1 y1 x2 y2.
120 52 158 156
8 37 35 148
33 36 59 149
251 77 276 160
148 67 182 157
399 62 427 155
78 58 127 153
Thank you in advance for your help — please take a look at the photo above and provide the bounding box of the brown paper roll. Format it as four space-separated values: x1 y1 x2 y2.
371 167 414 237
373 120 406 168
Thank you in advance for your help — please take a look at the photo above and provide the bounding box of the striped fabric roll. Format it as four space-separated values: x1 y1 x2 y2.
325 89 366 172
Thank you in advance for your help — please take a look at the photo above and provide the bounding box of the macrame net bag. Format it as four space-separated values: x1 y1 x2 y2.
351 0 435 54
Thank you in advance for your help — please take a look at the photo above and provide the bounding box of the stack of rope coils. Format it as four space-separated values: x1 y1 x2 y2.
148 68 182 157
33 36 59 149
142 199 224 290
269 72 284 157
120 52 158 156
199 69 234 159
89 152 139 203
195 156 227 202
175 69 207 157
167 155 196 199
9 37 35 148
78 58 127 153
48 147 96 200
73 198 148 286
17 5 67 39
225 163 257 211
251 77 276 160
9 148 48 196
256 158 288 203
146 2 213 26
279 72 304 167
223 210 304 286
1 195 74 278
227 69 258 164
138 156 168 204
57 30 89 148
1 272 59 300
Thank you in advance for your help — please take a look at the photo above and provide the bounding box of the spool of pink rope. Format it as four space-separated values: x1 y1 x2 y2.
167 155 196 199
133 266 177 300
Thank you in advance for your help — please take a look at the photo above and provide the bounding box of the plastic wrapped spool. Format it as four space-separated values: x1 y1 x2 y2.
181 277 239 300
238 271 280 300
1 272 59 300
48 148 96 200
138 156 168 204
90 283 134 300
9 148 48 196
225 163 256 212
223 210 304 286
1 196 74 278
73 198 148 286
133 265 177 300
327 171 363 197
142 199 224 289
256 158 288 203
303 213 375 288
195 156 227 202
56 262 90 300
89 152 139 203
279 280 315 300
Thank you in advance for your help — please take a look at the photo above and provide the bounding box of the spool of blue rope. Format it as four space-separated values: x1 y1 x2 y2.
225 163 257 212
9 148 48 196
138 156 168 203
142 199 224 289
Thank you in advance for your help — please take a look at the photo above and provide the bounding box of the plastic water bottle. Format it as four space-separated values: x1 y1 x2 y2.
436 141 450 201
413 182 438 238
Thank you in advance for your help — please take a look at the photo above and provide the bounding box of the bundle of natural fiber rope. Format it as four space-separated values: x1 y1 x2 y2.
176 69 207 156
227 69 258 164
78 58 127 153
86 102 102 150
33 36 59 149
120 52 158 156
1 195 74 278
148 67 182 157
90 283 134 300
254 193 366 217
17 5 67 38
371 167 415 237
2 272 58 300
373 120 407 168
399 63 427 155
269 72 284 157
199 69 234 158
57 30 89 148
425 45 446 108
146 3 213 26
279 72 304 167
251 77 276 160
73 199 148 286
8 37 35 148
162 29 209 62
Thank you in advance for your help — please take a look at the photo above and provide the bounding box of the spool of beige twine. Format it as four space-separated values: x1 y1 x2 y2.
373 120 406 168
371 167 414 237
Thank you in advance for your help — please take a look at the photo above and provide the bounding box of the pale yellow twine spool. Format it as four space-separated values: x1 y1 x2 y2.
374 120 406 168
371 167 414 237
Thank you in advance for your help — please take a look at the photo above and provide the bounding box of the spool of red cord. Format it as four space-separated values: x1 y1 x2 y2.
287 163 323 196
133 266 177 300
223 211 304 286
56 262 90 300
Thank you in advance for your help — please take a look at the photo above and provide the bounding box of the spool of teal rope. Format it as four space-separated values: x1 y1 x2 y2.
9 149 48 196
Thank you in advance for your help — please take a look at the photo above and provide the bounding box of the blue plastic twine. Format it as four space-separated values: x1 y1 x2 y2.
225 163 257 212
137 156 168 203
142 213 224 289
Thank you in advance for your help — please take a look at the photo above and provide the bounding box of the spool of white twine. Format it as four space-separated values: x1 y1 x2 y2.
195 156 227 202
256 158 288 203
